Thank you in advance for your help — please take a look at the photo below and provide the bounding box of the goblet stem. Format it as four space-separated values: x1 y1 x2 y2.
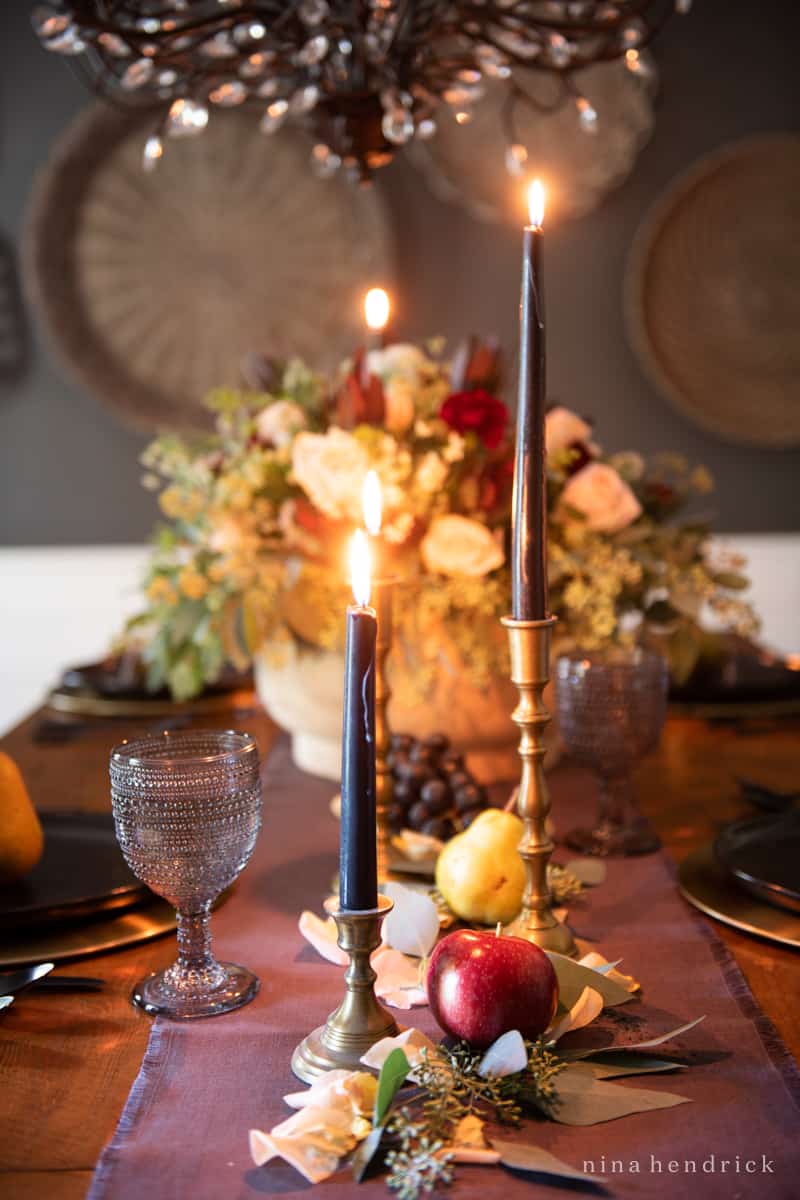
597 772 635 835
176 904 215 975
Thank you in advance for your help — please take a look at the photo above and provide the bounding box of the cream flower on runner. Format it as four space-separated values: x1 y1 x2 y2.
421 514 504 578
560 462 642 533
291 428 369 522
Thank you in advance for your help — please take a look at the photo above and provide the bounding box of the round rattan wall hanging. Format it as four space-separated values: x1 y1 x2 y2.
625 133 800 448
24 104 392 431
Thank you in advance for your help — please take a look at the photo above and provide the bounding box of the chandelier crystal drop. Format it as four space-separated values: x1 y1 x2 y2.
34 1 689 181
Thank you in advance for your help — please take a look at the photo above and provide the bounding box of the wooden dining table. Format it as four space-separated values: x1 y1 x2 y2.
0 705 798 1200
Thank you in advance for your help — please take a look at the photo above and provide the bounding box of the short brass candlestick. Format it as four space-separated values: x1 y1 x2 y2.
292 895 399 1083
372 577 396 885
501 615 577 957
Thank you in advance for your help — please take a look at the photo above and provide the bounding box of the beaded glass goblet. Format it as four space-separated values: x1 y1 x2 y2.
110 730 262 1019
555 648 668 856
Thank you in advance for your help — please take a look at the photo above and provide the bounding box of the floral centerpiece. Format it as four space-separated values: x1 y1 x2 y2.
128 338 755 774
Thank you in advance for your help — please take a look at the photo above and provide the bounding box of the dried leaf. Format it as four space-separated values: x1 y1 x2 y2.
546 952 633 1009
478 1030 528 1079
492 1137 604 1183
587 1055 684 1079
351 1124 386 1183
552 1064 690 1126
382 882 439 958
578 951 640 993
548 986 604 1042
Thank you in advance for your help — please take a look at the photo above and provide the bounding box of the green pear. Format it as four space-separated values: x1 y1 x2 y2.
435 809 525 925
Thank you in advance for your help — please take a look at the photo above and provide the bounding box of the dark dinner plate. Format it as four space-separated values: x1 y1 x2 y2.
0 811 147 930
714 809 800 915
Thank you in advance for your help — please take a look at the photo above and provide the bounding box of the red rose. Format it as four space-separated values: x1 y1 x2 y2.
439 389 508 450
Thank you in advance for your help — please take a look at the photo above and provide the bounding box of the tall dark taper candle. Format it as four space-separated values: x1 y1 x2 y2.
511 183 548 621
339 598 378 911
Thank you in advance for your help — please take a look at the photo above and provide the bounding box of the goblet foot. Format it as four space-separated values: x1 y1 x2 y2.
132 962 259 1019
566 817 660 857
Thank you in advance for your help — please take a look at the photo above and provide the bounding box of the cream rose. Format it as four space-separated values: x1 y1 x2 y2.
291 428 369 521
421 514 504 578
560 462 643 533
365 343 427 380
256 400 307 448
545 406 592 457
384 376 416 434
415 451 448 494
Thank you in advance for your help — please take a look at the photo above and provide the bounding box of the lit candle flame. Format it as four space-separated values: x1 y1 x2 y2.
528 179 545 229
364 287 390 333
362 469 382 536
350 529 371 607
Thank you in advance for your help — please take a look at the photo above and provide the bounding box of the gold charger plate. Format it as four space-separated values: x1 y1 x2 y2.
0 899 175 968
678 843 800 950
45 686 258 719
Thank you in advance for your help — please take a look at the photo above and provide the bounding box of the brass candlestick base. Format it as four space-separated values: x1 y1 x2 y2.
372 577 397 886
501 616 577 957
292 895 399 1083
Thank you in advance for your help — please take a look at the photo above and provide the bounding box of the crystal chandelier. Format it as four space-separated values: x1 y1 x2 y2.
33 2 691 181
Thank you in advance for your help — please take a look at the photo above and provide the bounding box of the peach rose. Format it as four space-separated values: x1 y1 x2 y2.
545 406 592 457
291 428 369 522
560 462 642 533
420 514 504 577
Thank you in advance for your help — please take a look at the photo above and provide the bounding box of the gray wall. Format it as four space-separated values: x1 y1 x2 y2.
1 0 798 545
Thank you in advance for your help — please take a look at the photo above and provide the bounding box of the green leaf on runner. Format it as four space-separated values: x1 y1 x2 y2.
551 1063 690 1126
492 1137 605 1183
373 1048 411 1127
546 952 633 1009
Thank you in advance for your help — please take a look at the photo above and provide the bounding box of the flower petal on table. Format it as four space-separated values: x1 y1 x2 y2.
249 1106 359 1183
298 912 348 966
372 947 428 1008
284 1069 376 1115
478 1030 528 1078
579 951 640 993
548 986 604 1042
382 882 439 958
361 1027 437 1075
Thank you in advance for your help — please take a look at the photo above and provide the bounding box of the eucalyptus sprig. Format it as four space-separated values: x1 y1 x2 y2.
378 1038 565 1200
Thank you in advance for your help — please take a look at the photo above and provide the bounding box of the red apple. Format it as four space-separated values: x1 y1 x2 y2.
425 929 558 1049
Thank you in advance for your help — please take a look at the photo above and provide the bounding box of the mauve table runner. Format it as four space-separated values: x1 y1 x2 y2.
89 739 800 1200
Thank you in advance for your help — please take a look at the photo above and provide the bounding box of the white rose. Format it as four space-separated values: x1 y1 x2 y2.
545 406 592 457
415 451 448 494
384 376 416 434
421 514 504 578
255 400 307 448
560 462 643 533
291 428 369 521
366 343 427 381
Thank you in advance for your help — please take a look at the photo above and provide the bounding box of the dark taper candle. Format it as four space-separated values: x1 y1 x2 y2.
339 532 378 911
511 181 548 621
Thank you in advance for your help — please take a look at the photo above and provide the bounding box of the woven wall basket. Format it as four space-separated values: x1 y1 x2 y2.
24 104 393 431
625 133 800 449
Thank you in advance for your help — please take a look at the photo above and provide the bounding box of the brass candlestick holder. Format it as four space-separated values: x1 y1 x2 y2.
372 576 396 885
292 895 399 1083
501 615 577 957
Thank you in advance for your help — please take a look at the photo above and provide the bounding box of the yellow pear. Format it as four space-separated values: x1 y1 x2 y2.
0 751 44 884
435 809 526 926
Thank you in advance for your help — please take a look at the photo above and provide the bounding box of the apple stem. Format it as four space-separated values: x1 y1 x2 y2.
495 922 502 939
